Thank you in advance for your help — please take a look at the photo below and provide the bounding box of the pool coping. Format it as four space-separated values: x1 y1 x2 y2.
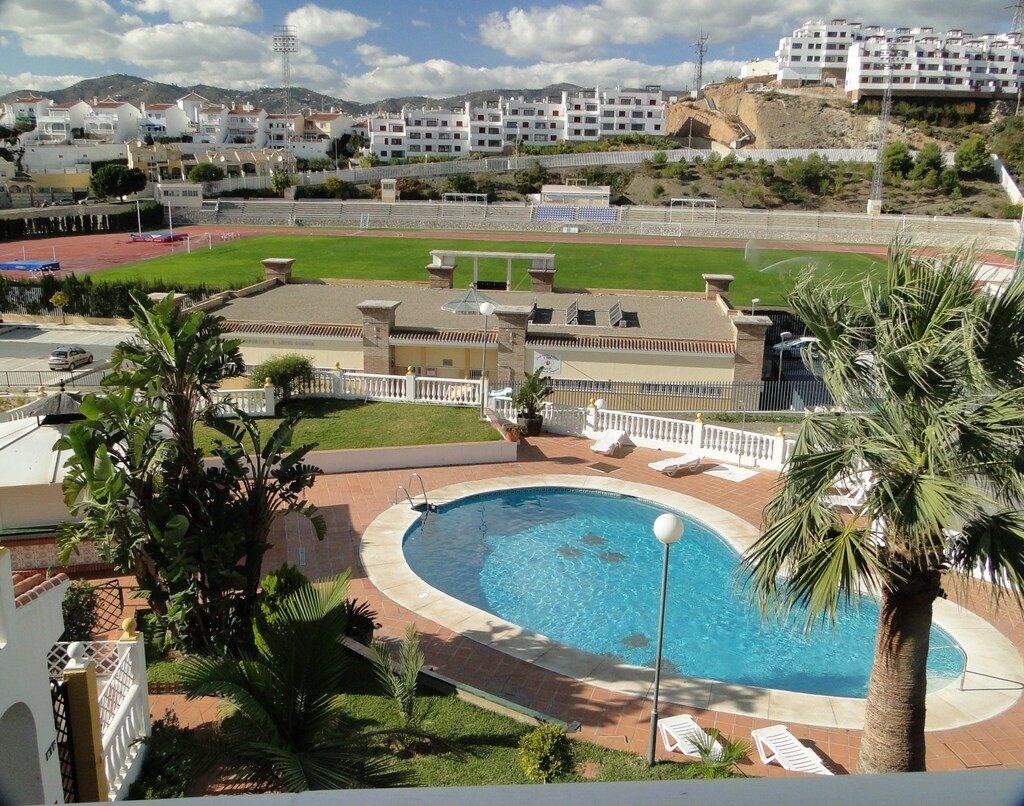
359 474 1024 731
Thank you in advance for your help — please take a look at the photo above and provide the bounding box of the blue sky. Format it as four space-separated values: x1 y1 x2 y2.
0 1 1012 102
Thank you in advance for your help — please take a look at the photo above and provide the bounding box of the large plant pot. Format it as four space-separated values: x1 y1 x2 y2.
518 415 543 437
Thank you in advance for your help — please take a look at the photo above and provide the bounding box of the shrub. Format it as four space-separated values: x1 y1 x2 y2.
997 202 1023 219
258 563 309 622
519 724 573 783
61 579 99 641
882 141 913 178
652 183 665 199
249 354 314 400
910 142 945 180
127 712 200 800
955 135 992 178
342 597 381 645
187 163 225 183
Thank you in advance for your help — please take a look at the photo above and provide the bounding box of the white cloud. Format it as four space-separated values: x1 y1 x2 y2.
480 0 1011 60
128 0 262 24
0 72 88 93
356 45 411 69
410 19 430 28
119 22 270 71
336 55 745 102
283 3 379 47
0 0 139 60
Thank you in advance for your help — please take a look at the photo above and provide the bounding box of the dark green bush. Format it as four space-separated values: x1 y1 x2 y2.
258 563 310 622
248 354 314 400
127 713 201 799
342 597 381 645
519 724 574 783
61 579 99 641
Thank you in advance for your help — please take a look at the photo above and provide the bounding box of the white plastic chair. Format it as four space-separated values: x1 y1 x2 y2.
751 725 833 775
658 714 723 759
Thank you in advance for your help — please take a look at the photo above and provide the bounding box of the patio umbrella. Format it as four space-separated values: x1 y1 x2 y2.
441 287 496 315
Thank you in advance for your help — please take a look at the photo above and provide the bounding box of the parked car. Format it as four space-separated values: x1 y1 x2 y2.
77 196 99 205
53 197 74 206
772 336 820 360
48 346 93 370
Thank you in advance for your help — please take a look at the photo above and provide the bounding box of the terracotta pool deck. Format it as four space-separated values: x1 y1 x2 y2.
250 434 1024 774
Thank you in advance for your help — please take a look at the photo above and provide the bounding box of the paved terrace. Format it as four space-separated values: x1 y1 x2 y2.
231 433 1024 777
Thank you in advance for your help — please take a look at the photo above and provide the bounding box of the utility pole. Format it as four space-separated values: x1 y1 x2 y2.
1011 0 1024 34
694 30 709 100
273 25 298 117
868 44 898 216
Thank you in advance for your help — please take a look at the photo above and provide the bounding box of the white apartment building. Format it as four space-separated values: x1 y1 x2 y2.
266 113 304 147
31 100 92 143
367 86 665 162
740 58 777 79
845 30 1024 100
0 95 52 130
304 110 359 141
140 102 191 140
776 19 884 85
83 99 142 143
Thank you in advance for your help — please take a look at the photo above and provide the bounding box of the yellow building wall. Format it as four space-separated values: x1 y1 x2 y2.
394 345 496 378
526 349 735 383
238 336 363 370
31 173 91 191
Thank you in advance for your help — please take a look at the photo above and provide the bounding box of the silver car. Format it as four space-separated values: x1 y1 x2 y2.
48 346 93 370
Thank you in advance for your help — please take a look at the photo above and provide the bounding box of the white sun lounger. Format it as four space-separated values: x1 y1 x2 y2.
658 714 723 759
648 453 705 477
751 725 834 775
823 488 867 511
590 429 628 456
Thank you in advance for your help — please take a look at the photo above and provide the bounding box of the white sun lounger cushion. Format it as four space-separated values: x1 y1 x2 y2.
658 714 723 759
590 429 628 455
648 453 704 475
751 725 833 775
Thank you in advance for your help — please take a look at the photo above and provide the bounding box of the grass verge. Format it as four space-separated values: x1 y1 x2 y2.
195 397 501 454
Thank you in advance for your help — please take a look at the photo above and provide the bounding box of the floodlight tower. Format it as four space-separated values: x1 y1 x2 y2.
694 30 709 100
867 44 898 216
1011 0 1024 33
273 24 298 117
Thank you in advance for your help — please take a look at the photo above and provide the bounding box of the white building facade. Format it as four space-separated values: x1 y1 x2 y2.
0 95 53 130
776 18 882 85
367 86 665 162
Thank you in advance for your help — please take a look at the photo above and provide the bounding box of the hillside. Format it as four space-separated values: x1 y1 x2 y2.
0 73 690 116
668 82 956 151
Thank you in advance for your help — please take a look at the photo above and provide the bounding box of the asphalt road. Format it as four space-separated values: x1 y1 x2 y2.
0 325 125 376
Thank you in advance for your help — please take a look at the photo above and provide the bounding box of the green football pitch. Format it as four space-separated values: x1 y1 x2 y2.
96 233 884 306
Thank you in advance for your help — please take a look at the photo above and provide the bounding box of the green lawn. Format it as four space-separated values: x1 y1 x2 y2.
194 398 501 454
97 233 883 306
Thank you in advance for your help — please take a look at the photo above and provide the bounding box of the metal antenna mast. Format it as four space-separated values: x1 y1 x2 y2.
868 44 898 215
694 30 709 100
1011 0 1024 33
272 24 298 116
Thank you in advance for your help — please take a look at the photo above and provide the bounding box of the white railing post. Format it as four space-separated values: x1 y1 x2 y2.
333 362 344 397
769 426 787 470
692 413 704 452
405 367 417 401
263 377 276 417
586 398 599 432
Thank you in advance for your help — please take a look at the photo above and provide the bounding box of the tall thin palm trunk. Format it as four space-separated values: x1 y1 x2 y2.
857 572 940 773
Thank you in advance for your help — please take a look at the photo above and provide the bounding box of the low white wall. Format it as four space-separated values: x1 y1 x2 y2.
308 440 516 473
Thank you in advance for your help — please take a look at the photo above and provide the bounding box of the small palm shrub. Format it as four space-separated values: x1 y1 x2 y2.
371 625 425 729
519 724 573 783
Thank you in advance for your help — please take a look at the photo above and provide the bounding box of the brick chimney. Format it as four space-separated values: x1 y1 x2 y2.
703 273 733 301
426 260 456 289
357 300 400 374
494 305 532 387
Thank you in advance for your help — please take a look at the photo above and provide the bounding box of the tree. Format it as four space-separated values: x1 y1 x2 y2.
955 135 992 178
323 177 358 199
49 290 69 325
909 142 944 180
187 163 225 183
57 296 324 653
271 167 296 196
443 173 478 194
513 160 549 195
881 141 913 179
744 241 1024 773
179 574 404 791
89 164 147 200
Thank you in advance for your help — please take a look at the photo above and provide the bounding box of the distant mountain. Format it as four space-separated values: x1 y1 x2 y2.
0 73 680 116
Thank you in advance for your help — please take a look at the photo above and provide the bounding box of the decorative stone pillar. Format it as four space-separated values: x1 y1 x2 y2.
426 262 456 289
527 267 556 293
357 300 400 375
494 305 532 387
732 313 772 410
702 273 733 301
262 257 295 284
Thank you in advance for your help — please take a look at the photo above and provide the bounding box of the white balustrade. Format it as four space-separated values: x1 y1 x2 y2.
209 388 273 417
415 377 481 406
595 409 694 448
342 372 406 401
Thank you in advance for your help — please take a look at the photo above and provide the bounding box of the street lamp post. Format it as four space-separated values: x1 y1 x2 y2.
750 297 760 317
135 198 142 236
647 512 683 766
479 301 495 379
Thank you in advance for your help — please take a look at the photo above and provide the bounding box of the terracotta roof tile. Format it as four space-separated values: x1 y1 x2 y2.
526 333 735 354
392 328 496 345
12 571 68 608
225 320 361 339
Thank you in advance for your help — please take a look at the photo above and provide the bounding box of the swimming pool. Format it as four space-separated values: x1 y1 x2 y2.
403 486 964 698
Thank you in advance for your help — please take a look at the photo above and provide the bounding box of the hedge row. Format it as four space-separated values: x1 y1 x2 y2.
0 274 218 319
0 202 163 242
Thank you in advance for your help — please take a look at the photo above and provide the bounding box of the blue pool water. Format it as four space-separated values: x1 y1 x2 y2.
403 487 964 698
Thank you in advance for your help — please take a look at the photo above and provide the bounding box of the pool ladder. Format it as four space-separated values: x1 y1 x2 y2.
395 473 432 512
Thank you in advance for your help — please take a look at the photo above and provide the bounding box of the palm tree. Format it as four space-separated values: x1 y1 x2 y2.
179 573 404 791
744 242 1024 773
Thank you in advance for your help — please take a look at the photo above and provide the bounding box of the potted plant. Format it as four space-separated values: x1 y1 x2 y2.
502 422 525 442
511 367 553 437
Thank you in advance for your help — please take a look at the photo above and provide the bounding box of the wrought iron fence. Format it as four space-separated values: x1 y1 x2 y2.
50 678 78 803
541 377 833 413
0 364 106 391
